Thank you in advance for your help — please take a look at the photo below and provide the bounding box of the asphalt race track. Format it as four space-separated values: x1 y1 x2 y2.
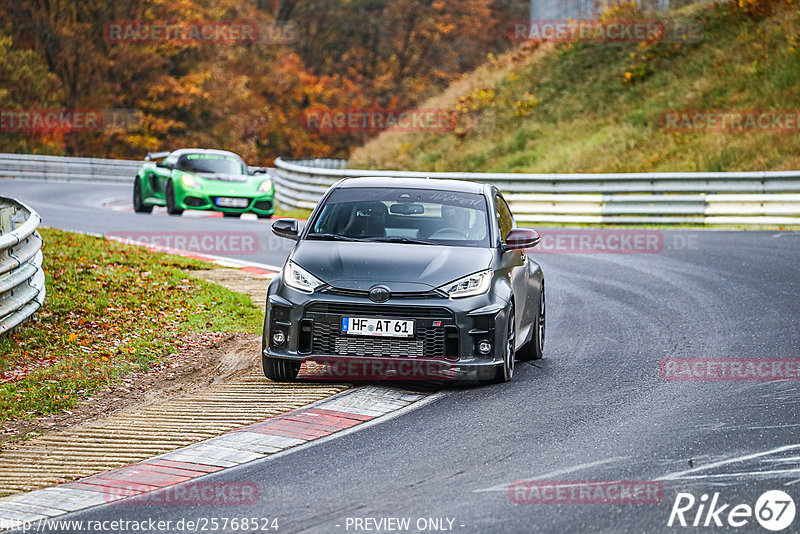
0 179 295 267
3 179 800 533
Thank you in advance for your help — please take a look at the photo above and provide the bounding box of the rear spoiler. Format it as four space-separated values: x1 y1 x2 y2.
145 151 170 161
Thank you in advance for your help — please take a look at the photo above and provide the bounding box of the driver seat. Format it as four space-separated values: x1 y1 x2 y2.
343 202 388 238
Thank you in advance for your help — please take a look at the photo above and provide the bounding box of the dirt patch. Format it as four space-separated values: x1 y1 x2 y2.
1 267 271 447
191 269 271 310
1 332 261 447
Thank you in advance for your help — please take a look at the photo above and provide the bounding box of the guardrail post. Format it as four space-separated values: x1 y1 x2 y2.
0 202 13 236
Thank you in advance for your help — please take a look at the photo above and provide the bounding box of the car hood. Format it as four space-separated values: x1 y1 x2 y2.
193 172 250 183
291 240 493 291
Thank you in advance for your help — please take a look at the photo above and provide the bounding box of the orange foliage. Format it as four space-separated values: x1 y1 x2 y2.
0 0 512 161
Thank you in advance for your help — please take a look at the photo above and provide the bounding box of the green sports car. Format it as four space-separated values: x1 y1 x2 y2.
133 148 275 218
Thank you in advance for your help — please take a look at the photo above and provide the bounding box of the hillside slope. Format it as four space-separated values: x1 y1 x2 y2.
350 1 800 173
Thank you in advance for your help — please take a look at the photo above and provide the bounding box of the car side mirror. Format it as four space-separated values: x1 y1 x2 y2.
505 228 540 250
272 218 300 241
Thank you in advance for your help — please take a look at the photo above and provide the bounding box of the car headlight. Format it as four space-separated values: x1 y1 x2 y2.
283 261 324 293
181 174 199 189
439 269 493 298
258 179 273 193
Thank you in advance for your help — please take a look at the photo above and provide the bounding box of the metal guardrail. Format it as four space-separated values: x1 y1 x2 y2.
1 152 798 224
273 158 800 225
0 153 139 183
0 197 45 336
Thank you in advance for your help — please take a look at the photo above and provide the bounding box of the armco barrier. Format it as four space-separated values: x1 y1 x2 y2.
0 197 45 335
1 152 799 224
0 153 139 183
273 158 800 225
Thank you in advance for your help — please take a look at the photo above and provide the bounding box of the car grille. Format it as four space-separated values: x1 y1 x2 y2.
304 303 454 359
184 196 205 207
312 321 445 358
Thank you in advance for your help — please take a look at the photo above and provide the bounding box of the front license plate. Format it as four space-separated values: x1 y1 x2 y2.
216 197 249 208
341 317 415 338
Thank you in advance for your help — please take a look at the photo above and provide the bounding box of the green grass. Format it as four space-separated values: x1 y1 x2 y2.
0 228 264 423
273 204 312 219
350 2 800 174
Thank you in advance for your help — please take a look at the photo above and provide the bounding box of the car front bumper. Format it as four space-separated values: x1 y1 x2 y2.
175 182 275 216
262 276 512 381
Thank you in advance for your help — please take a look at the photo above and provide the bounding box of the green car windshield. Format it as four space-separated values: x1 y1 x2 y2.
177 154 246 175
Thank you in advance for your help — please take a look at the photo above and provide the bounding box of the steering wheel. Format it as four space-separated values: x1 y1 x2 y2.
428 228 467 239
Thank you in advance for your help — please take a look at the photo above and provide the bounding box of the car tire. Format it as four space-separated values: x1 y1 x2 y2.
518 282 545 361
223 212 241 218
262 356 301 382
484 304 516 384
132 178 153 214
165 180 183 216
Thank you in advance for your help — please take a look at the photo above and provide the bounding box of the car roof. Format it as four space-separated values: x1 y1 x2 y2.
336 177 487 194
171 148 243 159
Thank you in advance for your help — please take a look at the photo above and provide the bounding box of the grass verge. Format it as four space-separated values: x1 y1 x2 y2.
350 2 800 173
273 203 312 220
0 228 264 423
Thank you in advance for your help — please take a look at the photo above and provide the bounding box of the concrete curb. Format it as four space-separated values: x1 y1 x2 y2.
0 386 430 530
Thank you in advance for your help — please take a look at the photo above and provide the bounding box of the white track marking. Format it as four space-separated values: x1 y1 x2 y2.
474 456 629 493
656 444 800 481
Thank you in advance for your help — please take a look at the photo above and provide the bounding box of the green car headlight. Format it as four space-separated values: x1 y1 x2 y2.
181 174 200 189
258 179 273 193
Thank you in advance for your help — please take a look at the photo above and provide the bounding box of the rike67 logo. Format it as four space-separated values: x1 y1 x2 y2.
668 490 796 531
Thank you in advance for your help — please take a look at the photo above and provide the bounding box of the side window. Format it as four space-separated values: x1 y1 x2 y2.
164 154 179 169
494 195 515 242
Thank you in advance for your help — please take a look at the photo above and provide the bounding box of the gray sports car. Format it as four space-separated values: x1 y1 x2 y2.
262 177 545 383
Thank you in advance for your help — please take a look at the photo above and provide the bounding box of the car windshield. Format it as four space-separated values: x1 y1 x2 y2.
177 154 246 175
308 187 489 247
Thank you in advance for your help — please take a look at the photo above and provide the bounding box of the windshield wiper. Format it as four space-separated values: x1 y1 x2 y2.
363 237 438 245
306 232 370 242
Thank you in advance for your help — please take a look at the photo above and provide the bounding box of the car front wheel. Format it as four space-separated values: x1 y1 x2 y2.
518 282 545 361
484 305 516 384
133 179 153 213
262 356 301 382
165 180 183 215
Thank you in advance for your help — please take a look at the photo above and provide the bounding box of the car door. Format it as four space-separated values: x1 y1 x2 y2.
494 194 530 348
150 154 177 199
